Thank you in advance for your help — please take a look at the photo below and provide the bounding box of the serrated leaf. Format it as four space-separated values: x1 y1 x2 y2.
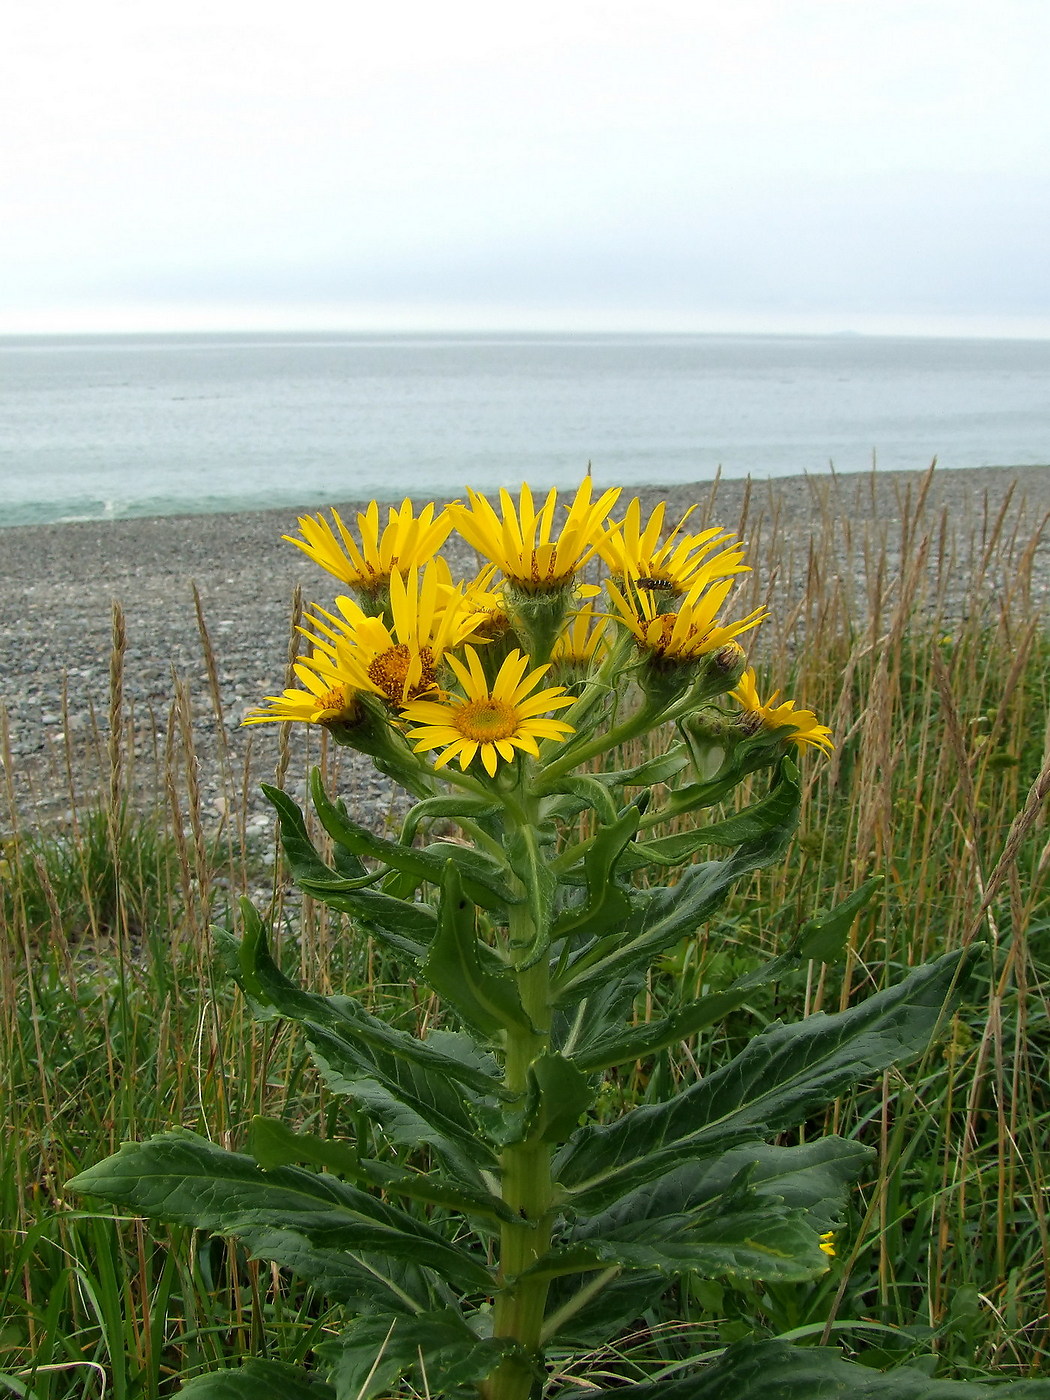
601 744 693 790
623 763 801 869
570 945 805 1073
797 877 883 962
318 1311 529 1400
247 1116 513 1224
578 1137 871 1240
236 902 505 1100
520 1202 829 1285
262 785 436 955
515 1054 596 1145
307 769 518 911
67 1129 492 1293
249 1115 361 1176
423 862 534 1038
582 1337 1050 1398
178 1358 336 1399
545 774 620 823
554 950 974 1211
552 802 641 943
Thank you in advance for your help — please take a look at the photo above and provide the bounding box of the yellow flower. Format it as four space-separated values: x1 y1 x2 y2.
303 563 481 708
552 604 610 669
606 577 766 664
402 647 576 776
819 1231 836 1257
456 565 515 643
243 660 361 727
283 499 451 593
599 499 750 597
730 668 834 754
447 478 621 594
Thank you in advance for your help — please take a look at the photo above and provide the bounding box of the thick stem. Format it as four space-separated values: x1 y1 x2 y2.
486 897 555 1400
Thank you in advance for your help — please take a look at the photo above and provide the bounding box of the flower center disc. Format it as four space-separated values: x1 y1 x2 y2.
368 643 436 703
456 698 519 741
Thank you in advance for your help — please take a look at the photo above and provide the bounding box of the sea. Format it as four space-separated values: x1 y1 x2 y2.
1 331 1048 528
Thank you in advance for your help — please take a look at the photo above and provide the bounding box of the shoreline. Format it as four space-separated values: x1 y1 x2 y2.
2 463 1049 828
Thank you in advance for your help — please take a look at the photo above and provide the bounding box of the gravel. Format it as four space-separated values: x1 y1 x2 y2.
2 465 1048 832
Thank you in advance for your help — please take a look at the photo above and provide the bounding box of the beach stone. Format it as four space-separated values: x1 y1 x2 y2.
1 466 1048 834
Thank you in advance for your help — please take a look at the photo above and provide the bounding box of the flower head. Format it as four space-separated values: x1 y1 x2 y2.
552 603 610 672
607 576 765 665
401 647 575 776
447 479 620 594
819 1231 836 1258
599 499 749 598
456 565 515 643
243 660 361 728
284 499 451 596
303 563 481 708
730 668 834 754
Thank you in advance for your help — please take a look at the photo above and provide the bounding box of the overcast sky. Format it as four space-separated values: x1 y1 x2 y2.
4 0 1049 335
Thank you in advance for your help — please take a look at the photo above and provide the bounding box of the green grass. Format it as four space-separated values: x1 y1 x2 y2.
2 470 1049 1393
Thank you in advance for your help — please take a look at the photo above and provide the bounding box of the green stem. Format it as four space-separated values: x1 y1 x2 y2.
487 874 555 1400
537 700 661 786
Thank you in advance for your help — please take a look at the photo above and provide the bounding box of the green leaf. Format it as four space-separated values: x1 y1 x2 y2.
542 1141 869 1347
306 769 518 911
262 785 436 956
248 1116 516 1225
624 762 801 868
580 1137 871 1239
178 1359 336 1400
423 862 535 1038
583 1337 1050 1397
68 1129 492 1294
505 819 559 965
570 885 877 1073
543 1268 668 1349
551 802 641 943
536 1141 869 1295
544 774 621 823
517 1054 596 1145
556 762 800 1002
601 744 693 790
317 1311 529 1400
569 948 801 1073
399 794 501 847
520 1203 829 1285
237 899 507 1097
554 949 974 1211
797 877 883 962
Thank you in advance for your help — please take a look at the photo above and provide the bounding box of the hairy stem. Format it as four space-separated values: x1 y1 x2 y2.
486 894 555 1400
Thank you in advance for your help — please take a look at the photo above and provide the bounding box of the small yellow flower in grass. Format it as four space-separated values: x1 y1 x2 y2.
402 647 575 776
606 576 766 664
599 499 750 598
304 563 481 708
284 499 451 594
730 668 834 754
819 1231 836 1257
447 478 620 594
243 661 361 727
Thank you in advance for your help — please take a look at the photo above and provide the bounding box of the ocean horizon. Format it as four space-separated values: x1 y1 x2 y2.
2 330 1048 528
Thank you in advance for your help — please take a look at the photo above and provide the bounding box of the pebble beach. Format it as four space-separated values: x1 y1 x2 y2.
2 465 1049 831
